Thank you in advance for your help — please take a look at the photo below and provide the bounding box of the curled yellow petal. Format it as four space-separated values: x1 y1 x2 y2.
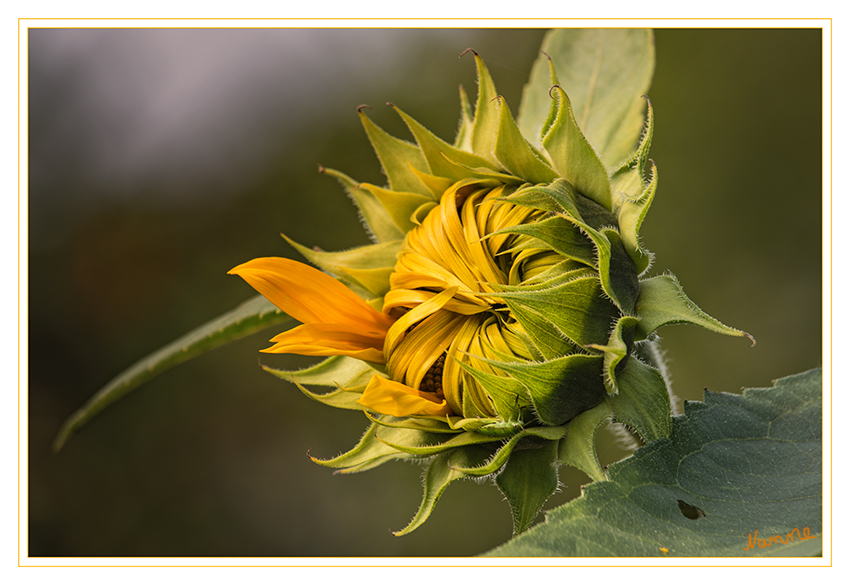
228 257 393 334
358 374 453 417
263 323 386 364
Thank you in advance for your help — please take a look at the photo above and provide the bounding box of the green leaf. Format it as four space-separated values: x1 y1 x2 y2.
486 369 822 557
518 29 655 168
497 440 560 535
53 295 293 451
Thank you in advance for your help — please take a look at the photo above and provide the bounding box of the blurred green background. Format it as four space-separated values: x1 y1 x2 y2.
27 28 822 557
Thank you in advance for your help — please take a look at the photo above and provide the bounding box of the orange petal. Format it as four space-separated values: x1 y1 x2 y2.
228 257 393 333
358 375 453 417
263 323 386 364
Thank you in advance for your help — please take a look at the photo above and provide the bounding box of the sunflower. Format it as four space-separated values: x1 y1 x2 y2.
229 49 750 535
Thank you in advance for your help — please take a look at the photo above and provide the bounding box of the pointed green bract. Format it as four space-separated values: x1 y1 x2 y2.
262 354 374 388
519 29 655 168
607 357 672 442
282 234 400 297
542 86 612 210
635 274 753 343
494 96 559 184
492 275 620 348
359 109 431 196
496 440 560 535
359 183 437 233
319 166 404 243
391 104 501 181
393 449 487 536
454 85 474 150
616 161 658 275
469 51 500 163
557 401 612 482
490 354 606 426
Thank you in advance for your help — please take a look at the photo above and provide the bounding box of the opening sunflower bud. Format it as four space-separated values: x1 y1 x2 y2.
228 39 752 536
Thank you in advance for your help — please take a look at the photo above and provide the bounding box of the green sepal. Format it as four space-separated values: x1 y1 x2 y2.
335 266 395 298
542 86 612 211
339 453 422 475
439 158 526 185
262 354 374 388
489 354 607 426
455 359 529 421
358 108 431 197
493 216 597 267
616 161 657 275
448 426 568 476
610 97 654 198
366 412 464 434
587 315 640 394
469 51 500 164
358 183 436 234
375 425 503 456
557 401 612 482
537 54 561 142
607 357 672 442
492 297 576 361
393 448 492 536
287 377 366 411
408 165 454 199
311 422 417 472
391 104 501 181
636 274 754 343
494 96 559 184
491 274 620 349
319 166 404 243
589 227 640 315
281 234 400 298
453 84 474 150
496 440 560 535
570 189 619 230
499 181 573 215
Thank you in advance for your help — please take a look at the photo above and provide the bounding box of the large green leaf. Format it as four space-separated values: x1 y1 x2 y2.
517 29 655 168
53 295 292 451
486 369 822 557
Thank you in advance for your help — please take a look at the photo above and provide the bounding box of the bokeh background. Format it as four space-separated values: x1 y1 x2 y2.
27 28 822 557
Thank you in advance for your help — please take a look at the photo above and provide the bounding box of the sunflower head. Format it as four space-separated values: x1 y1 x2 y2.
229 48 751 535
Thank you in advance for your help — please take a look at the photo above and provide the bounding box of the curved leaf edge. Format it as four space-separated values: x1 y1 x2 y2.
53 295 293 451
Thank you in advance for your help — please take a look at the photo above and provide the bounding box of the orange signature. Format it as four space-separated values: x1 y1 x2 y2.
744 527 816 551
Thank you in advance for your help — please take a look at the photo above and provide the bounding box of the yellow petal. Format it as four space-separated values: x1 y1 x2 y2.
262 323 386 363
228 257 393 334
358 375 453 417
